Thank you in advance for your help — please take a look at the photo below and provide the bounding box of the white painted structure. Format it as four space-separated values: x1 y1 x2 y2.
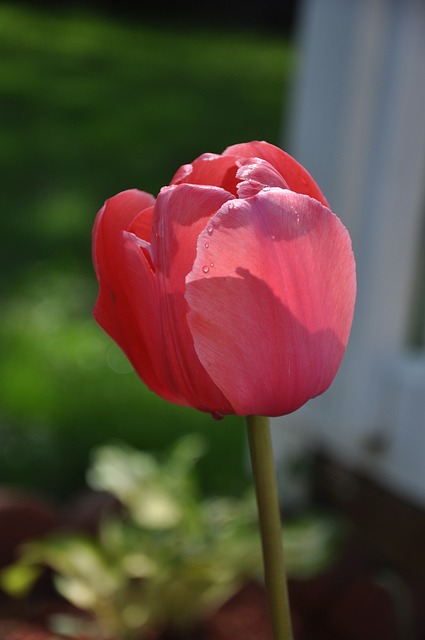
274 0 425 505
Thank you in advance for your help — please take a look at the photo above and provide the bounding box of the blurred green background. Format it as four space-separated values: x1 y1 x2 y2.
0 2 293 502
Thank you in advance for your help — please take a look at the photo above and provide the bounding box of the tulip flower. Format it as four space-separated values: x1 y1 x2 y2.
92 140 356 640
92 141 356 418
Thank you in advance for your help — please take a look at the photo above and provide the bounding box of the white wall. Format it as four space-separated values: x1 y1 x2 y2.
274 0 425 505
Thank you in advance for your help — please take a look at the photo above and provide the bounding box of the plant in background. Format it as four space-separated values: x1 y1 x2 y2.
1 436 342 639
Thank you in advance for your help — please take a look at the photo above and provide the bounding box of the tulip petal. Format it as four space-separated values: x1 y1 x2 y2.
170 154 239 195
93 190 184 404
186 189 356 416
149 183 235 412
235 157 289 198
128 204 154 243
223 141 329 207
92 189 155 276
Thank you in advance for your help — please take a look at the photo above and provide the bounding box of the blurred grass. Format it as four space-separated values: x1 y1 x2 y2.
0 3 294 500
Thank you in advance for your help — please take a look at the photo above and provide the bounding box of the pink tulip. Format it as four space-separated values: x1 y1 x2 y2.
92 141 356 417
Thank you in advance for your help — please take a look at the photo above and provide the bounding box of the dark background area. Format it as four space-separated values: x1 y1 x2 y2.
11 0 299 34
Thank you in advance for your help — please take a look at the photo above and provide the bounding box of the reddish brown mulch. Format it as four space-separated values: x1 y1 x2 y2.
1 487 425 639
203 582 273 640
0 619 63 640
1 565 425 640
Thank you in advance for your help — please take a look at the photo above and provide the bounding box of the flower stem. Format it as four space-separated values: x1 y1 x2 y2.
246 415 293 640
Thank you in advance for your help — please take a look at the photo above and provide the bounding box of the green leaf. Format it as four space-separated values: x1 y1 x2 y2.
0 563 42 597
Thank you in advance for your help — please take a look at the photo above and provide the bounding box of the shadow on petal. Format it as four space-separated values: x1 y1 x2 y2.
186 269 346 417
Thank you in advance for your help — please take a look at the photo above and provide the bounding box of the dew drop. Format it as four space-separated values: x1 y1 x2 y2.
204 242 209 248
296 213 300 223
207 225 213 236
210 262 214 268
202 265 209 274
263 185 271 191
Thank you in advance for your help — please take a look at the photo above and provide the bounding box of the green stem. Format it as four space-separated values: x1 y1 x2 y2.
246 415 293 640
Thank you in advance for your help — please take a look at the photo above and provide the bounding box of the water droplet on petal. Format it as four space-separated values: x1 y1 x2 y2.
263 185 271 191
210 262 214 268
207 225 214 236
202 265 209 274
204 242 209 248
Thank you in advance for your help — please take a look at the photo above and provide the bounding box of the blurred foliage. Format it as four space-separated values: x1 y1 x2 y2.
0 3 293 498
0 2 293 283
1 437 343 639
0 268 246 498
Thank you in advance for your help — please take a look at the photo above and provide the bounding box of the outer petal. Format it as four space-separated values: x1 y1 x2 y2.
149 184 235 413
93 189 183 404
185 189 356 417
92 189 155 276
223 141 329 207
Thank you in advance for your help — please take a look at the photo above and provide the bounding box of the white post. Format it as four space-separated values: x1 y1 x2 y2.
274 0 425 504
